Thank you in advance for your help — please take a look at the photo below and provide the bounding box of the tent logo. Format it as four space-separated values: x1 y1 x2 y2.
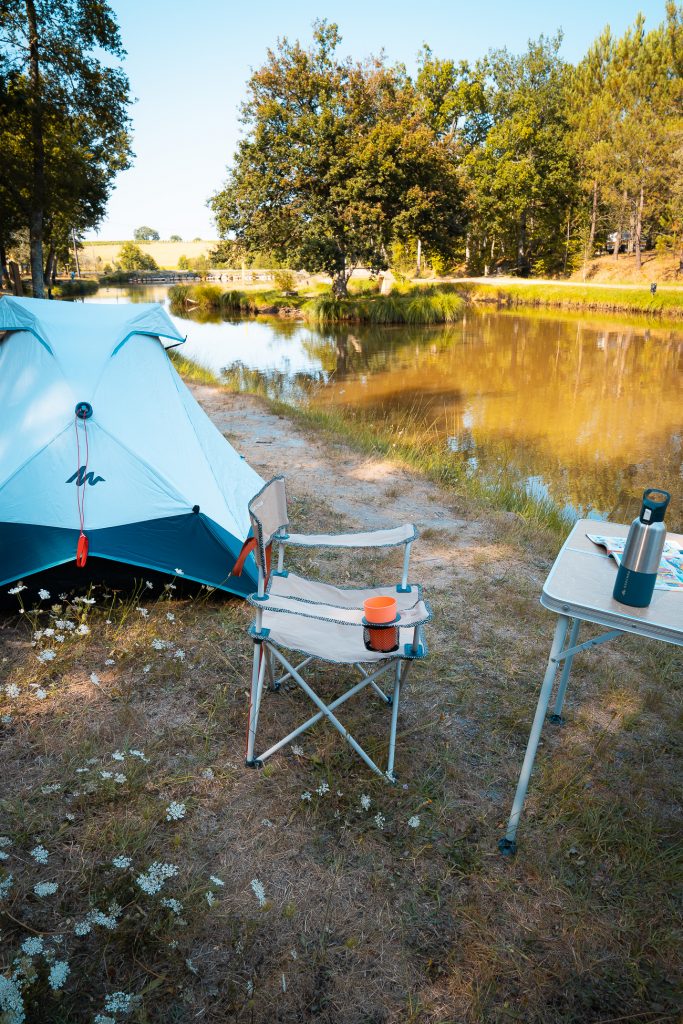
66 466 105 487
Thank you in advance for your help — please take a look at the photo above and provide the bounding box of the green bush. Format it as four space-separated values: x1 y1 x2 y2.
273 269 297 292
118 241 158 272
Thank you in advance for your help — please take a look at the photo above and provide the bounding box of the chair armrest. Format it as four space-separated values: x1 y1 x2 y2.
282 524 417 549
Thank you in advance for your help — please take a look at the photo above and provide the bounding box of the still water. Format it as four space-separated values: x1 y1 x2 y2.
86 286 683 529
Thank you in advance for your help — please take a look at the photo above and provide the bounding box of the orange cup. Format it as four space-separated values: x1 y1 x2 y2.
363 596 399 652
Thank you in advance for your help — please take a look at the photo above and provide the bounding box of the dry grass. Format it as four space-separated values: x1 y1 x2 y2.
80 240 219 271
0 491 681 1022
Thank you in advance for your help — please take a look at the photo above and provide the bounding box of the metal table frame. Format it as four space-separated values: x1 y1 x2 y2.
500 520 683 855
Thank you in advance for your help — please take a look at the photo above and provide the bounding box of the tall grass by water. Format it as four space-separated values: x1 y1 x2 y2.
464 280 683 317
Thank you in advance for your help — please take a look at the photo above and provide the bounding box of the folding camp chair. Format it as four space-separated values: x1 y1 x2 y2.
234 476 431 781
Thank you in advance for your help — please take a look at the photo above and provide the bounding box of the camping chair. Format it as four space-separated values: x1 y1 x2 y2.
233 476 431 781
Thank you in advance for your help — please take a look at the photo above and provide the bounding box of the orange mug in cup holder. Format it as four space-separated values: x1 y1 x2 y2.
363 596 399 653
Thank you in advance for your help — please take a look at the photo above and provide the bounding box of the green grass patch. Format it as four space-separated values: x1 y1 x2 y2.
53 278 100 298
168 350 220 385
303 286 466 325
462 280 683 317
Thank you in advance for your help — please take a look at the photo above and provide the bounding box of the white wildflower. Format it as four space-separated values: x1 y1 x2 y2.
205 890 215 907
300 791 312 802
166 612 175 622
374 813 385 830
2 714 13 725
291 744 304 756
142 663 151 673
75 597 95 605
64 813 75 822
129 749 148 761
38 589 51 600
89 673 100 686
201 768 214 779
8 585 27 594
30 845 49 865
0 874 14 899
112 855 132 869
136 607 148 618
104 991 135 1014
21 936 44 955
37 650 56 663
41 783 60 794
74 920 92 936
408 815 420 829
174 568 184 575
104 658 114 666
135 861 178 895
290 948 298 960
34 689 47 700
246 979 254 996
151 639 166 651
360 794 371 811
33 630 43 641
173 649 185 660
316 781 329 796
43 628 55 637
145 581 154 588
5 684 20 699
113 774 126 785
0 851 8 861
76 624 89 635
100 771 112 779
75 767 90 774
91 910 118 930
165 801 186 822
94 1017 115 1024
161 897 183 914
0 976 24 1023
250 878 266 907
209 875 225 887
111 751 125 761
0 837 10 848
48 960 70 991
54 635 65 643
33 881 58 896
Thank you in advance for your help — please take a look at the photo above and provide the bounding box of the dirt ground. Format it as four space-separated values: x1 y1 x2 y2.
0 388 681 1023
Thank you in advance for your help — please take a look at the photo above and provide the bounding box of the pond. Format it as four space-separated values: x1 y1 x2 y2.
85 286 683 529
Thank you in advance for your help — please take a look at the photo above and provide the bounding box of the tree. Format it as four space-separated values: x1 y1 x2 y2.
134 225 160 241
463 36 578 276
170 233 182 242
210 21 465 296
0 0 132 297
118 241 158 271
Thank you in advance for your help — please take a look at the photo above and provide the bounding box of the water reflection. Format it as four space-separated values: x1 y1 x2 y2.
84 288 683 529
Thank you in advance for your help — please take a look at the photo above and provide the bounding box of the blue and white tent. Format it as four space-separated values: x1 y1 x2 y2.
0 296 262 595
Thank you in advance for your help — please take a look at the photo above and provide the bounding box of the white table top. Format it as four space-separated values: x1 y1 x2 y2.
541 519 683 645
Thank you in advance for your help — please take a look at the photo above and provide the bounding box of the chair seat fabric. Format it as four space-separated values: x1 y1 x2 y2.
259 608 428 664
285 523 417 548
268 570 422 609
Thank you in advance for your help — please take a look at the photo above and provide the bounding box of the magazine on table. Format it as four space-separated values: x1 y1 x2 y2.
587 534 683 591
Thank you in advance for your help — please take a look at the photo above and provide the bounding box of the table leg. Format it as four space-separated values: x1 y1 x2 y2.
550 618 580 723
499 614 570 855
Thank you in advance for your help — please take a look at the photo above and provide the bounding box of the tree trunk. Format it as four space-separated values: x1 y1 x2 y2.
26 0 46 298
634 183 644 271
588 179 598 253
332 272 349 298
44 243 56 296
0 238 10 291
517 211 529 276
8 261 23 296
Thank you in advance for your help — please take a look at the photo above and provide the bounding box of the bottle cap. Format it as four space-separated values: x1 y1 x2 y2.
639 488 670 524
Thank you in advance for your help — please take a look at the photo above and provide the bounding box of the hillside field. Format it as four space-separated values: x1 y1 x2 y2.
80 239 220 271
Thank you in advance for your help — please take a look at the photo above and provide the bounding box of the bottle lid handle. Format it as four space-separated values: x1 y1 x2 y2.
640 488 670 524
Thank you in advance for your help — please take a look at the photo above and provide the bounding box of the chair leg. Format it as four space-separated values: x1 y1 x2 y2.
386 661 403 781
267 646 388 778
246 645 267 767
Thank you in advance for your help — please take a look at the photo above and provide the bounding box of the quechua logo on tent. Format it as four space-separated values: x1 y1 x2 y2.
66 466 106 487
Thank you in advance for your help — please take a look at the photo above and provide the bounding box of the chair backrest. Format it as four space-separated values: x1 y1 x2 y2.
248 476 289 572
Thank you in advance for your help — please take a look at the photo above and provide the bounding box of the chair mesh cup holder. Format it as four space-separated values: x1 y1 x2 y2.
362 616 400 653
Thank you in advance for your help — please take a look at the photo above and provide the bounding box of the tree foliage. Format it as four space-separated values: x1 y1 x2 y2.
0 0 132 295
210 21 465 295
134 225 160 241
117 241 158 271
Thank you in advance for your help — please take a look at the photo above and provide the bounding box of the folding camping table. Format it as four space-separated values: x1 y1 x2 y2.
500 518 683 854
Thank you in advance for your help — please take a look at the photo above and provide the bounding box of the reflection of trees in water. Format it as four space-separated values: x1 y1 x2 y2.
221 361 326 403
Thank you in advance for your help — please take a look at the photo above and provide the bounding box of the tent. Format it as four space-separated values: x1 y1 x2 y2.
0 296 262 596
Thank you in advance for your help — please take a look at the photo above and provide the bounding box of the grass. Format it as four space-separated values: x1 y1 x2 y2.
0 461 680 1022
168 350 219 385
462 280 683 317
79 239 219 272
53 278 99 298
168 282 466 325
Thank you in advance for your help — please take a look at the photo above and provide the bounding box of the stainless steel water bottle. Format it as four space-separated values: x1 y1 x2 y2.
613 488 671 607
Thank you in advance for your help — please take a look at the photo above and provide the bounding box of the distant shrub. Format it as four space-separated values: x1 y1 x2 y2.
118 242 158 271
273 269 296 292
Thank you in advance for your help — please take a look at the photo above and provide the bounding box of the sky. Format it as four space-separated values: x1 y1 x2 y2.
86 0 672 242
